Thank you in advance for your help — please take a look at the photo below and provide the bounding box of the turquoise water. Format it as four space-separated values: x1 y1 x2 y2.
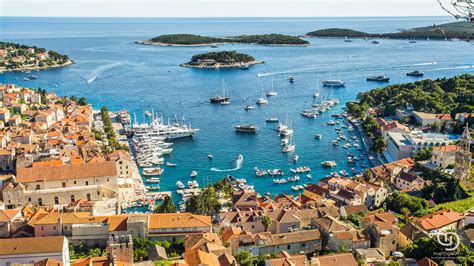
1 17 473 199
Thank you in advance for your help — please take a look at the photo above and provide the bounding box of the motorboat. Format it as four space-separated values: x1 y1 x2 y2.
322 80 345 87
176 181 185 189
166 162 177 167
314 134 322 139
208 154 214 159
301 109 317 118
256 97 268 105
288 76 295 83
332 140 339 146
327 120 336 126
245 104 256 111
282 144 295 153
321 161 337 168
266 117 279 123
190 171 198 178
407 70 424 77
293 154 299 162
142 167 164 176
367 75 390 82
371 40 380 44
235 124 257 133
147 177 160 183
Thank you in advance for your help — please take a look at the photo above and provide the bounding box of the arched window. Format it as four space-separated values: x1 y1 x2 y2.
54 196 59 205
38 198 43 206
86 193 91 201
70 195 75 202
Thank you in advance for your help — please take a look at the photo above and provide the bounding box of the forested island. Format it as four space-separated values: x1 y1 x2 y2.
346 74 474 119
180 50 263 69
306 21 474 40
0 42 73 72
137 33 310 46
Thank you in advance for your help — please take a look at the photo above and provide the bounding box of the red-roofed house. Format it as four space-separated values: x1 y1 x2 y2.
431 145 459 168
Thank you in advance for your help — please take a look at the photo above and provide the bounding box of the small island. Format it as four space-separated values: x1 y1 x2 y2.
0 42 73 72
306 21 474 40
137 33 310 47
180 50 263 69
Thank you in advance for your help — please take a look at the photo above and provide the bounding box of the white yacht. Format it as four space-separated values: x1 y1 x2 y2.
266 78 278 97
322 80 345 87
256 97 268 105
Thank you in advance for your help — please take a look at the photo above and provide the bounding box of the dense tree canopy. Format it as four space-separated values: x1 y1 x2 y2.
154 195 177 213
148 33 309 45
347 74 474 119
189 51 255 64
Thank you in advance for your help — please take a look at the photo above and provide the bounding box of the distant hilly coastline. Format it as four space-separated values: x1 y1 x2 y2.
306 21 474 41
136 33 310 47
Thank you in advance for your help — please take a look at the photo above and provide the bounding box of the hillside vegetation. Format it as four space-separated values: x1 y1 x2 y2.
346 74 474 119
307 22 474 40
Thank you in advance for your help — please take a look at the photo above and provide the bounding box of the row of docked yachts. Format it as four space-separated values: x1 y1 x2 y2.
132 113 199 170
301 98 340 119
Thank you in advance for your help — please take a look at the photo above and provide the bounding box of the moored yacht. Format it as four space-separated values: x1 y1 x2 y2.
266 117 279 123
211 79 230 104
367 75 390 82
322 80 345 87
407 70 424 77
235 124 257 133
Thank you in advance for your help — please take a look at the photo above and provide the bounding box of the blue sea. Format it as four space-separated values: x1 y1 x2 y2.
1 17 473 201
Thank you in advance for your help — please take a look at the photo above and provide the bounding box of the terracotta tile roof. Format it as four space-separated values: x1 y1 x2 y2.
34 258 63 266
266 229 321 246
267 251 307 266
148 213 211 229
185 249 220 266
432 144 459 153
312 253 357 266
221 226 243 243
72 256 109 266
0 209 21 222
185 233 223 251
361 212 397 225
313 216 351 233
341 204 368 216
418 257 438 266
397 171 424 184
416 209 464 231
0 236 66 255
16 161 117 183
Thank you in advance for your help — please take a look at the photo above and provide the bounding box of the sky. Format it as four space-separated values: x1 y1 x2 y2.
0 0 448 17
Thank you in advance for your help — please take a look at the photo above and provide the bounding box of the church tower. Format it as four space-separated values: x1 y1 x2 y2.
453 124 472 180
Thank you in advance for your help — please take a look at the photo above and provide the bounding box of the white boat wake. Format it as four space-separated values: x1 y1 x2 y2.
210 154 244 172
83 61 124 83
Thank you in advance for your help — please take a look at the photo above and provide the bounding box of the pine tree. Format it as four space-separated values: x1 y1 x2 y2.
155 195 177 213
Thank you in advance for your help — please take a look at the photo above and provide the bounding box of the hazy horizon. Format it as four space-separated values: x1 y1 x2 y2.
0 0 450 17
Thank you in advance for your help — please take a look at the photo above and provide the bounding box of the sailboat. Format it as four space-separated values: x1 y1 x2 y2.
256 87 268 105
313 82 320 98
245 87 256 111
266 78 278 97
210 79 231 105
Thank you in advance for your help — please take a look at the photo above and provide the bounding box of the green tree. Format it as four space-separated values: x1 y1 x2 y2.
236 251 253 266
154 195 177 213
78 97 88 106
262 215 272 231
185 185 221 216
412 147 432 162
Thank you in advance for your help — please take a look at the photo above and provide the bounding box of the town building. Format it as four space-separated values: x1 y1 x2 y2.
361 212 399 259
0 236 70 266
394 171 425 192
453 125 472 180
431 144 459 168
412 111 453 127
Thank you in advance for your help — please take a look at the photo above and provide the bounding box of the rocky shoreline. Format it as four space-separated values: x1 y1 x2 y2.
0 60 74 73
136 40 310 47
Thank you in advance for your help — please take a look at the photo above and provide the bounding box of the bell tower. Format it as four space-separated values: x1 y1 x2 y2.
453 124 472 180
